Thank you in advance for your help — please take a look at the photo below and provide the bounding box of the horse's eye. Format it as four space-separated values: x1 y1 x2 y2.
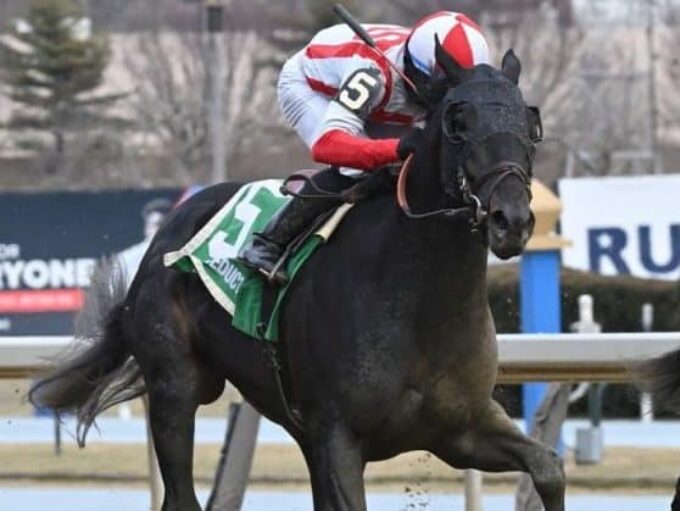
448 133 467 145
526 106 543 143
442 102 468 138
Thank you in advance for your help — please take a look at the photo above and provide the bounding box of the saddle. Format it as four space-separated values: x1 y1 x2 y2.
282 165 397 204
261 165 397 280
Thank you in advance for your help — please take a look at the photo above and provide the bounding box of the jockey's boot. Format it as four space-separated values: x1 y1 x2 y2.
238 194 337 284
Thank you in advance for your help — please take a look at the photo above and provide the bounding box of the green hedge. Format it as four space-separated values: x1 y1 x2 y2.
487 264 680 418
488 264 679 333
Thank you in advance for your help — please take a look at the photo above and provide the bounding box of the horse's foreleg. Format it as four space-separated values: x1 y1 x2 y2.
432 400 565 511
303 424 367 511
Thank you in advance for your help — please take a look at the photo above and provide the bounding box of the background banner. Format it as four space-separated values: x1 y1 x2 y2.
560 175 680 280
0 188 184 335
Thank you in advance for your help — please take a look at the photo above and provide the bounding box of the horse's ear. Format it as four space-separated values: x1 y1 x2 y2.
501 49 521 85
434 34 471 86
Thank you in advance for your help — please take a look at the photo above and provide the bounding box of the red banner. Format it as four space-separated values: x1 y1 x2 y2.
0 289 84 314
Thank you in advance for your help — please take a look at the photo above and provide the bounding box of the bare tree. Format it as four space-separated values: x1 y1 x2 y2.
565 33 652 175
86 0 273 33
482 4 585 182
485 6 583 128
660 7 680 140
123 30 281 182
543 1 680 177
387 0 483 24
263 0 364 72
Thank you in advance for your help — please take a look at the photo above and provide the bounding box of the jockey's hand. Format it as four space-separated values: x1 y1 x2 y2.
397 128 426 160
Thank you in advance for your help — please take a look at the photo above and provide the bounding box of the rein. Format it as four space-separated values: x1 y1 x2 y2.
396 155 478 221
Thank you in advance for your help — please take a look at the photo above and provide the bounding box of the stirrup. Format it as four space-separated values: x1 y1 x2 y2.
258 265 288 286
239 256 289 286
258 230 306 286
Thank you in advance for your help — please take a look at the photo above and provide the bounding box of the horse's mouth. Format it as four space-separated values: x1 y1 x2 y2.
487 209 534 259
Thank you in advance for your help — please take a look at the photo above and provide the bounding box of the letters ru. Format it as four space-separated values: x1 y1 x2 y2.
588 225 680 275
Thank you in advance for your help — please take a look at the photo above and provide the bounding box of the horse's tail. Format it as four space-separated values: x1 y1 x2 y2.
29 259 145 445
637 347 680 413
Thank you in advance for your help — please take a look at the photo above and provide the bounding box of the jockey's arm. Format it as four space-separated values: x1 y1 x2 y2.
311 68 401 171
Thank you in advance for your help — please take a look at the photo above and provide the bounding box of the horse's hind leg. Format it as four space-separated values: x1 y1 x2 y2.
432 400 565 511
133 307 224 510
146 378 201 511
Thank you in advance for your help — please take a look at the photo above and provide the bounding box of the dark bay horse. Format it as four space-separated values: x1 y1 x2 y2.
639 349 680 510
30 46 565 511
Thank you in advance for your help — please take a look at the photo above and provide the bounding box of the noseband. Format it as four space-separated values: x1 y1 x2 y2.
460 159 532 219
396 147 532 228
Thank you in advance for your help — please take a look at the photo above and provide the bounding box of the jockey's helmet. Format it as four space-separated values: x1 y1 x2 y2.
405 12 490 98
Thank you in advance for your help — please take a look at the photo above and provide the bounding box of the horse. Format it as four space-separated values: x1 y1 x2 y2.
30 43 564 511
639 349 680 510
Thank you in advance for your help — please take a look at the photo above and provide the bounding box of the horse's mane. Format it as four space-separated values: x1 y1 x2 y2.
422 74 454 112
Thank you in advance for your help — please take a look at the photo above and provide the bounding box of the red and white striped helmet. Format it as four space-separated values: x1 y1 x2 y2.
406 12 490 76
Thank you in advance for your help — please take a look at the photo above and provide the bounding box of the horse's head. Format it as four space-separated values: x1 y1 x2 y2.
427 38 542 259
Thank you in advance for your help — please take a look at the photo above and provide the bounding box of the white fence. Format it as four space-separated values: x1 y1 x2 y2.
497 332 680 383
3 332 680 511
4 332 680 382
0 336 71 378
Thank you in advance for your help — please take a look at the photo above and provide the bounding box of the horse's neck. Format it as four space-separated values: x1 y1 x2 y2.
381 142 489 323
399 216 489 300
374 212 491 364
406 142 449 215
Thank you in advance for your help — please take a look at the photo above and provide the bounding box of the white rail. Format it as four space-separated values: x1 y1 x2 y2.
3 332 680 511
496 332 680 383
3 333 680 381
0 336 71 377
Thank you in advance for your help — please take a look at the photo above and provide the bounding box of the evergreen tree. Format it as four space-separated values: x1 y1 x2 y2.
0 0 125 162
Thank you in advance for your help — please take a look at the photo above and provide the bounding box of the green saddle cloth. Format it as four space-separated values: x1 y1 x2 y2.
164 179 348 342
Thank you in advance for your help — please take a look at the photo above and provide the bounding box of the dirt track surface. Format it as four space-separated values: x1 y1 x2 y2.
0 443 677 494
1 384 676 493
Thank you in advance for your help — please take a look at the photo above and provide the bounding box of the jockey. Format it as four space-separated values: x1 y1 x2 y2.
239 11 490 283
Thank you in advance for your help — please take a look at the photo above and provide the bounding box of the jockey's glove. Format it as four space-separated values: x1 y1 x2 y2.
396 128 426 160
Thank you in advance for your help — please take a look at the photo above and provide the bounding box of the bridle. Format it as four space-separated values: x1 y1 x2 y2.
397 115 540 229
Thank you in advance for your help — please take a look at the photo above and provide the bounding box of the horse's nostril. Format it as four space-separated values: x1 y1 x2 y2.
491 211 509 232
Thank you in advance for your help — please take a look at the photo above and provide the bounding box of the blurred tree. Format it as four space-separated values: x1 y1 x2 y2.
0 0 127 171
262 0 363 70
119 0 347 182
388 0 482 24
661 6 680 145
488 264 679 334
483 5 583 138
85 0 264 33
124 29 282 182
